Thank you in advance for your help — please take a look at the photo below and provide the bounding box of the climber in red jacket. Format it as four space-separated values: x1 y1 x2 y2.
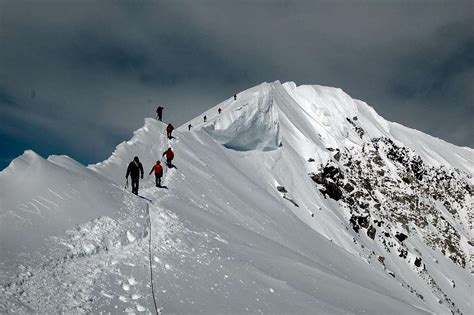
162 148 174 167
149 160 163 187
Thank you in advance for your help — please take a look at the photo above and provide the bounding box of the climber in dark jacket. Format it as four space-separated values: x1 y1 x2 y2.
166 123 174 139
126 156 144 195
156 106 164 121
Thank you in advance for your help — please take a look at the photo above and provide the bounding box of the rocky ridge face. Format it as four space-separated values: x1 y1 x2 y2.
309 117 472 314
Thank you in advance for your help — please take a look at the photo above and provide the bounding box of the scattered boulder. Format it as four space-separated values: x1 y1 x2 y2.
350 214 371 233
343 183 354 193
323 182 343 201
367 225 376 239
414 257 422 267
349 216 360 233
398 248 408 259
311 170 343 201
395 232 408 243
357 216 370 229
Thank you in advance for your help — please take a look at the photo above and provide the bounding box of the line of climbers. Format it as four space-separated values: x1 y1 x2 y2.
126 95 238 195
125 147 175 195
157 93 237 132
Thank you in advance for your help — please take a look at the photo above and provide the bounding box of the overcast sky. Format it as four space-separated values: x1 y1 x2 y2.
1 0 472 170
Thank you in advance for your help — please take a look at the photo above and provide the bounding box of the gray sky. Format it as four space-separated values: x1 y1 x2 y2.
1 0 473 169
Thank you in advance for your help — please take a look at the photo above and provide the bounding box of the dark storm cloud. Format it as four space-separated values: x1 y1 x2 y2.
378 20 474 146
0 0 472 169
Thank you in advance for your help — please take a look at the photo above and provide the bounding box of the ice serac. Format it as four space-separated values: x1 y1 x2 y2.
200 83 280 151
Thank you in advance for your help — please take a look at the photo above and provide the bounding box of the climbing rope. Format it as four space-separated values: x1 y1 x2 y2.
144 137 176 314
146 203 159 314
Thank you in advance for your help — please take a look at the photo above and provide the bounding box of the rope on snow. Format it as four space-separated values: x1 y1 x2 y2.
146 202 159 314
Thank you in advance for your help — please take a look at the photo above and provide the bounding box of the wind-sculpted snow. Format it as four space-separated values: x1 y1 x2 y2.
0 151 152 312
191 83 281 151
1 80 473 314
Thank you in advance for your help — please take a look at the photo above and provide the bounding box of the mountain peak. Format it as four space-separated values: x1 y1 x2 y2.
184 81 471 174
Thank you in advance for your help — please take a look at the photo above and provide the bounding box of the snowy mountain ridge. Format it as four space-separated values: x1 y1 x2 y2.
1 81 472 314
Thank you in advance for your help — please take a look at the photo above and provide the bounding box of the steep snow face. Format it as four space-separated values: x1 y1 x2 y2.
1 81 472 314
281 81 472 174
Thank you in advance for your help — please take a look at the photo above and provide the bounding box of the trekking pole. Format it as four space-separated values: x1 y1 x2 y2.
125 178 128 189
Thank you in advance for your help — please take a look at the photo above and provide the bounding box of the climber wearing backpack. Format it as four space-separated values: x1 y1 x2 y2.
126 156 144 195
166 123 174 139
156 106 164 121
149 160 163 187
162 147 174 168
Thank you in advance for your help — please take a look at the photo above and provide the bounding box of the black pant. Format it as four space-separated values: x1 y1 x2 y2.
154 173 162 187
131 176 139 194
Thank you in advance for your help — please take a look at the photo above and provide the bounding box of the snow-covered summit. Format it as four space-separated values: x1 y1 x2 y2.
188 81 472 173
1 81 472 314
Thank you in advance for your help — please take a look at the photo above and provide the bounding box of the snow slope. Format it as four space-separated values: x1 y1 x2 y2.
1 81 472 314
0 151 152 312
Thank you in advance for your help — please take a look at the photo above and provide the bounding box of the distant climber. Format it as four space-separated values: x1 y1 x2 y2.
203 115 207 123
149 160 163 187
126 156 144 195
188 124 192 131
218 108 222 114
166 123 174 139
162 148 175 168
156 106 164 121
234 94 237 100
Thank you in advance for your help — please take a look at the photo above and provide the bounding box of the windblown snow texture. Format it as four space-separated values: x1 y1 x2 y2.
1 81 472 314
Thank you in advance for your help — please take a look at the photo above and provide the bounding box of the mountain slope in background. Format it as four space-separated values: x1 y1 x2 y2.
1 81 472 314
